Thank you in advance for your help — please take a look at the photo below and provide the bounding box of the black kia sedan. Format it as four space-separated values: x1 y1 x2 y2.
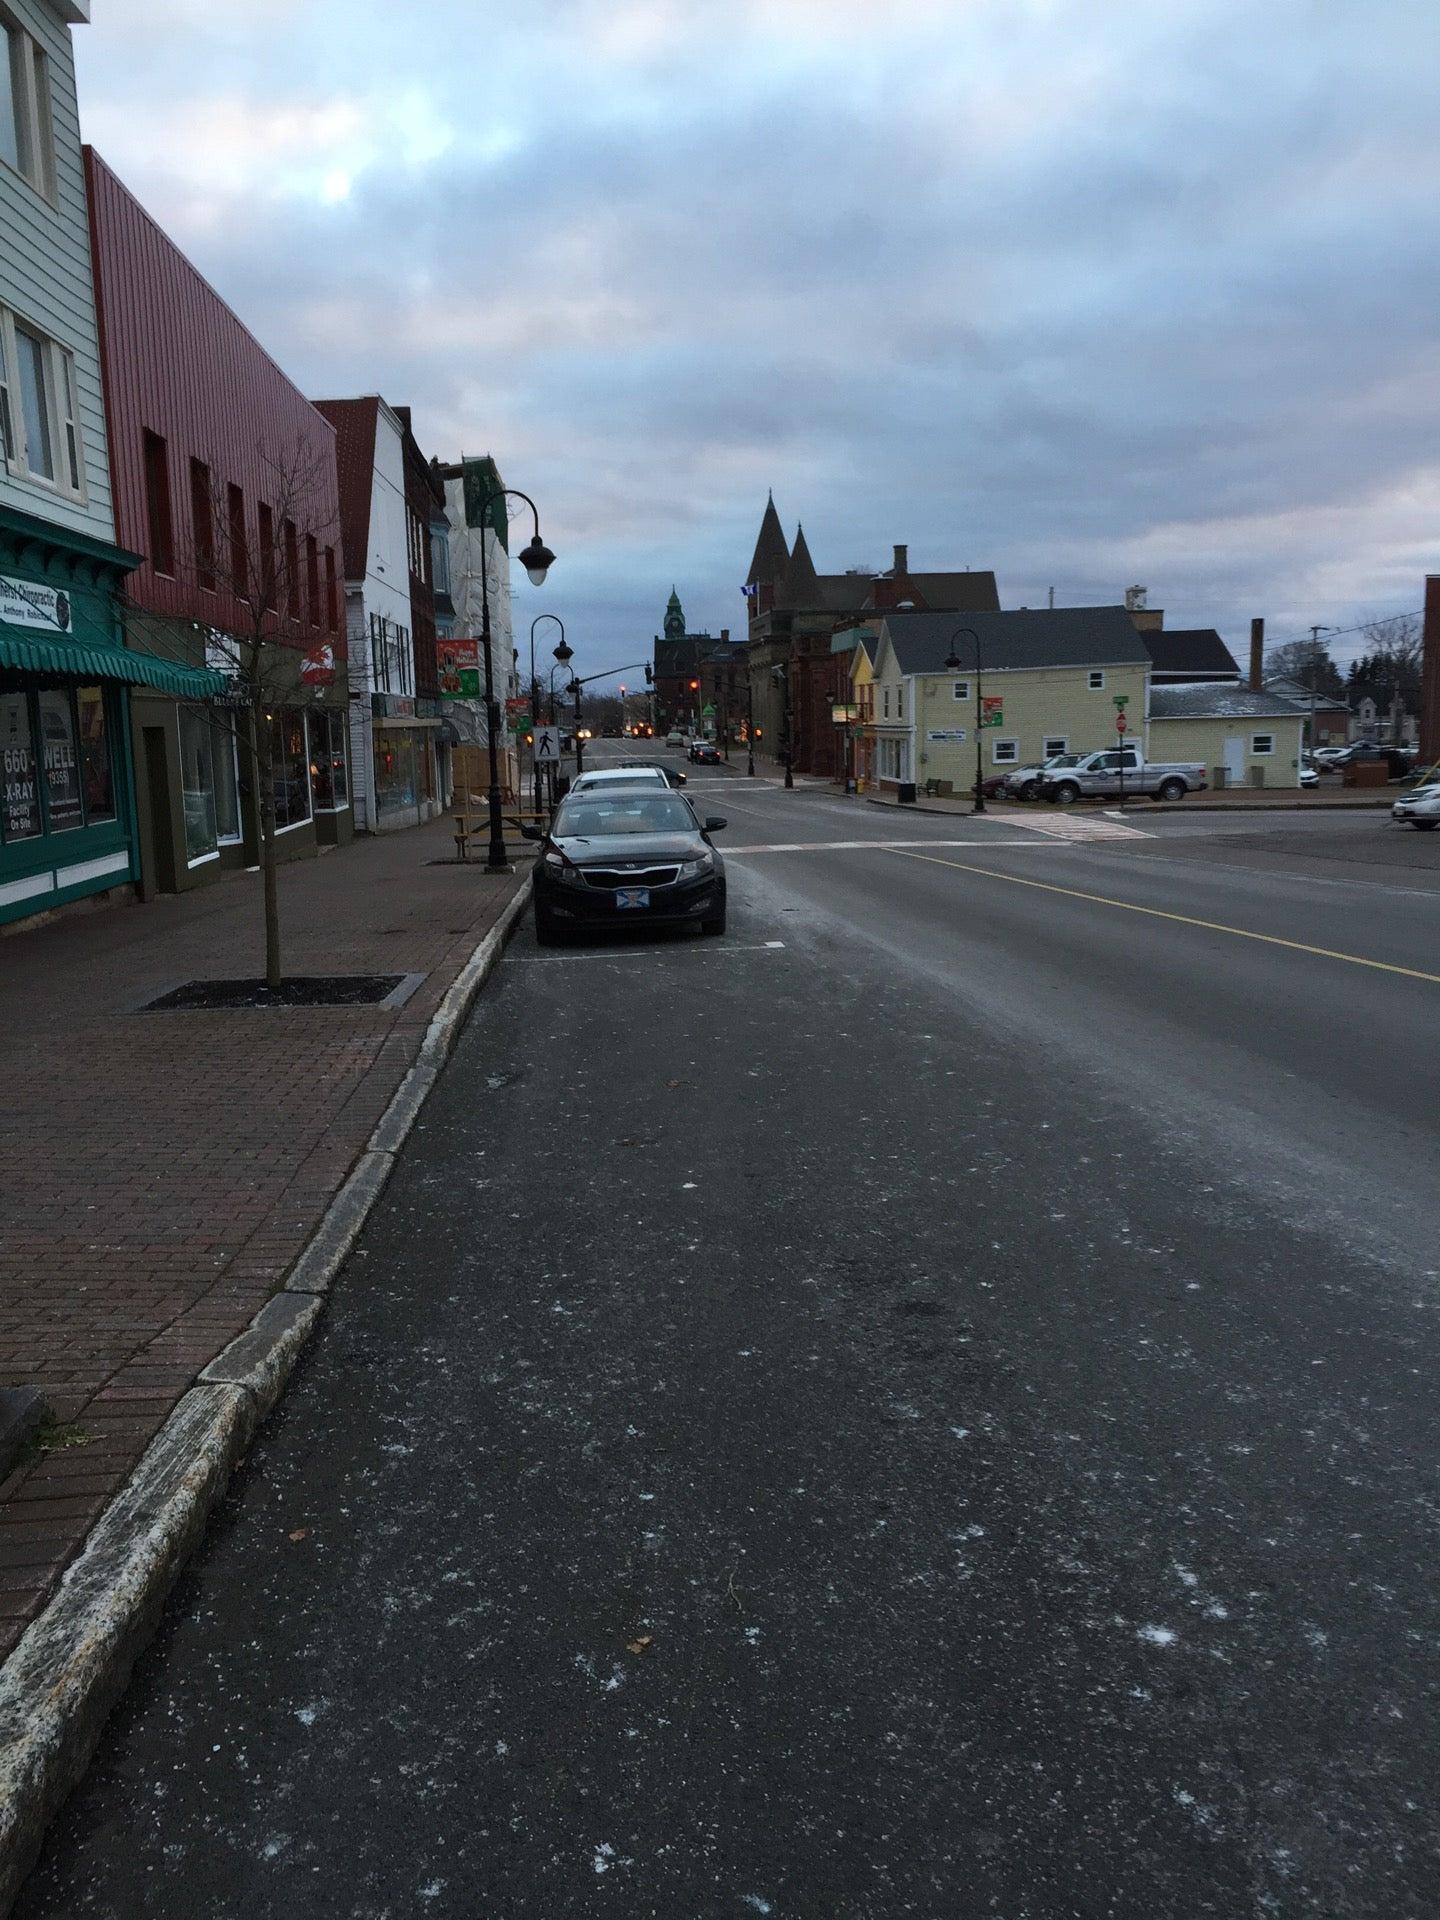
525 788 727 944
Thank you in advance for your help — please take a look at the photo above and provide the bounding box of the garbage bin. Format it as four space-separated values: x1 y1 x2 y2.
898 781 918 805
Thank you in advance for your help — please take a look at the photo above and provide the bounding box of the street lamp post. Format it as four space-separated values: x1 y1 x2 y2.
772 664 794 789
747 677 756 777
944 627 985 814
440 474 556 872
552 637 576 776
1307 623 1335 759
530 614 565 815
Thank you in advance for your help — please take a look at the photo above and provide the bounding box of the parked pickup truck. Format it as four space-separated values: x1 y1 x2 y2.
1040 747 1207 804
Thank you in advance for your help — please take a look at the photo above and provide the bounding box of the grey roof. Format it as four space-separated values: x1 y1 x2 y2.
881 606 1152 675
1144 628 1240 679
1149 685 1308 720
831 625 876 661
1264 674 1349 711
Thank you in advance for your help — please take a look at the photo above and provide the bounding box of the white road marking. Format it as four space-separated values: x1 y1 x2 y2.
726 837 1047 855
1002 812 1151 842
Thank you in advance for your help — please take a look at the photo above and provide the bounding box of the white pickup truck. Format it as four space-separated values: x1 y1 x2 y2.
1040 746 1207 804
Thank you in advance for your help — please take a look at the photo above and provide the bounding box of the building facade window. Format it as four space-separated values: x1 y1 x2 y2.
1088 670 1106 690
370 613 410 696
876 736 909 782
325 548 338 629
430 526 450 596
0 11 55 199
227 483 246 593
256 502 276 607
1251 733 1275 755
374 729 418 817
284 520 300 616
270 709 312 831
992 738 1019 764
308 708 349 811
1043 736 1068 757
178 706 220 864
882 687 890 718
75 685 116 824
0 307 83 498
1 686 121 848
306 533 319 625
951 680 970 701
142 430 173 574
190 458 215 589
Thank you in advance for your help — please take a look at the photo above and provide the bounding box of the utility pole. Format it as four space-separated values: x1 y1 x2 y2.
1308 624 1334 757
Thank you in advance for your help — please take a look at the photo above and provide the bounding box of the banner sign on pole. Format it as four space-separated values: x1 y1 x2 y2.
437 639 481 698
979 697 1004 728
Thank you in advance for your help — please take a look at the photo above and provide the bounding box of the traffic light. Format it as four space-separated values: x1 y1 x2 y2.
689 678 699 691
644 665 653 685
755 725 764 740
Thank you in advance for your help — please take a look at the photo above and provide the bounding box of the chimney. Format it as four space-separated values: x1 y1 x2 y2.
1249 617 1265 691
720 628 729 642
892 543 908 577
1420 576 1440 765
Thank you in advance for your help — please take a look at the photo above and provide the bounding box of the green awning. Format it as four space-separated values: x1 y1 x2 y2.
0 628 228 699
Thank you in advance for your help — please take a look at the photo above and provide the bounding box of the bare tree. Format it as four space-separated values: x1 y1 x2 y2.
124 441 341 988
1264 635 1344 699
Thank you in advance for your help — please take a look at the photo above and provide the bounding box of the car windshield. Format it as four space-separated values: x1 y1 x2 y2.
554 794 698 837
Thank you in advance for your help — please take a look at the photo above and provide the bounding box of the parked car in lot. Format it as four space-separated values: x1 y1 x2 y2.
524 788 728 942
1000 752 1083 801
1392 782 1440 830
1041 747 1207 804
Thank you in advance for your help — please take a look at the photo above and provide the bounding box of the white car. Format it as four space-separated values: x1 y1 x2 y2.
568 767 669 796
1299 765 1319 788
665 731 686 747
1392 782 1440 830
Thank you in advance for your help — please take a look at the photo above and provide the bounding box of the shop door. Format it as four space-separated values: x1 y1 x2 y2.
143 727 179 894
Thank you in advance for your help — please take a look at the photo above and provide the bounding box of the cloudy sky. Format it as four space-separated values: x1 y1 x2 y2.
76 0 1440 676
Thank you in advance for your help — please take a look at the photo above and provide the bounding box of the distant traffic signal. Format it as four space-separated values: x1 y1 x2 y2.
689 678 699 691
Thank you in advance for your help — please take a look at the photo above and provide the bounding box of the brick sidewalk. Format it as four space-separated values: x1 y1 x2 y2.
0 820 532 1660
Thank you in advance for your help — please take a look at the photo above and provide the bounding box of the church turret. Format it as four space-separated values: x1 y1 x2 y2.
664 586 685 640
745 492 790 617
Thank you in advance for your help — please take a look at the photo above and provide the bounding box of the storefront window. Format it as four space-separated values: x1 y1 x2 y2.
75 686 116 824
1 691 40 841
308 708 349 810
270 709 312 830
179 707 218 862
374 730 417 817
37 689 82 832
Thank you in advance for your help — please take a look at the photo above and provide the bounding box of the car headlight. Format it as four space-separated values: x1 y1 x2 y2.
680 852 716 879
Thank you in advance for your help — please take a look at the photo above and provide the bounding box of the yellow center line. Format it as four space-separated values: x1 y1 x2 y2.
883 846 1440 986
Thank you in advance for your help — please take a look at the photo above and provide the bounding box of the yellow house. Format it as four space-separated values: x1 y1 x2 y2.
1148 685 1306 789
868 608 1155 792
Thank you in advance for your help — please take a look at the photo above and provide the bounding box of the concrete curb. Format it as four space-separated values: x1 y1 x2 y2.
0 873 533 1913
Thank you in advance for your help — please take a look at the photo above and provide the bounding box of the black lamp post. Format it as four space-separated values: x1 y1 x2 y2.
772 664 794 789
455 480 555 871
552 637 577 774
944 627 985 814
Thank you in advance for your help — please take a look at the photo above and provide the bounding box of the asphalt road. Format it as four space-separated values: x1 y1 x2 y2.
19 755 1440 1918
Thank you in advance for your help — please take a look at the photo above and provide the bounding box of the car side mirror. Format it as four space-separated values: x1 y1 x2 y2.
518 823 542 841
704 816 727 833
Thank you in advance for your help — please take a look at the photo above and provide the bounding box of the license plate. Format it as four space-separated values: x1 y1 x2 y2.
615 887 650 909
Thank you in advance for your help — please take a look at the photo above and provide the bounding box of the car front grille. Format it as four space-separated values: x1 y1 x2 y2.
581 865 682 890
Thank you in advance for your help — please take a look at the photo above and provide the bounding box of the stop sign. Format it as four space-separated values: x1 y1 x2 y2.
1116 710 1128 734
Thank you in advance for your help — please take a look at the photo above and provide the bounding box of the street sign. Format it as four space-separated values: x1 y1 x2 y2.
1116 711 1128 734
533 726 561 764
927 728 967 743
1112 694 1130 708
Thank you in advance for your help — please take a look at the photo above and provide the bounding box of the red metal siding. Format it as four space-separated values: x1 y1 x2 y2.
84 149 345 658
